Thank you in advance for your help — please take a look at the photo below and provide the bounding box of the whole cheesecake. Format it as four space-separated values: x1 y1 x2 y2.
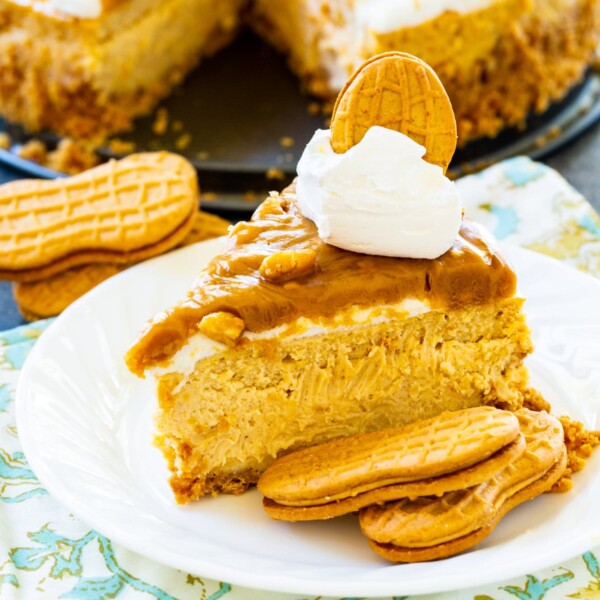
0 0 598 143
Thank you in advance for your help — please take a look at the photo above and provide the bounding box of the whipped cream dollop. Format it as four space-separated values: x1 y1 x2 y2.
356 0 495 32
49 0 103 18
296 127 462 259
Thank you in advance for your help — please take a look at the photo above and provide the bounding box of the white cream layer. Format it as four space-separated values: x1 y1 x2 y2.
356 0 496 32
49 0 495 26
49 0 103 18
151 297 431 382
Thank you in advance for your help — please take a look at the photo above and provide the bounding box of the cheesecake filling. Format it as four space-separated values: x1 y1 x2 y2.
152 297 432 381
296 127 462 259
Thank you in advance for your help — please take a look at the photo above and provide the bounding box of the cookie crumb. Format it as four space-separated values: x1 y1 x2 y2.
17 139 48 164
0 132 10 150
522 389 599 494
307 102 321 117
47 139 100 174
152 107 169 135
551 415 600 493
107 138 137 155
522 388 551 412
175 133 192 151
266 167 285 181
243 190 258 203
534 126 563 149
15 138 99 174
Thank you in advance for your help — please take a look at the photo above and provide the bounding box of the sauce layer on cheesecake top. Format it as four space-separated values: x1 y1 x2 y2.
126 184 516 376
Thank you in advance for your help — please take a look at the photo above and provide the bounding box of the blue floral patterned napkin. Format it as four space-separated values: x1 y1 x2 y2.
1 157 599 600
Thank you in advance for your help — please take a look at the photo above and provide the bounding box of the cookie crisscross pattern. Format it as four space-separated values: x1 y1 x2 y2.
331 53 457 171
359 409 565 548
12 210 229 319
367 449 567 562
0 154 197 272
262 434 527 521
258 406 519 504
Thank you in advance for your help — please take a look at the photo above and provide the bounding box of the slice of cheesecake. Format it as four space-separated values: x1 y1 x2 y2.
0 0 245 141
126 185 533 503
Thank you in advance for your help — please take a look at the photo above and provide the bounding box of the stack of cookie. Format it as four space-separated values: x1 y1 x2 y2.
258 406 567 562
0 152 230 320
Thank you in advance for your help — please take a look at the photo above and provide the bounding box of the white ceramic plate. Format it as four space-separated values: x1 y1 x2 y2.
16 240 600 598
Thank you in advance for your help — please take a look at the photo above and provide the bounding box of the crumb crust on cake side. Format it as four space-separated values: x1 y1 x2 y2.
0 0 245 142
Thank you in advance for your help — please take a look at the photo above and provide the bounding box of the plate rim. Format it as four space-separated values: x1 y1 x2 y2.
15 241 600 598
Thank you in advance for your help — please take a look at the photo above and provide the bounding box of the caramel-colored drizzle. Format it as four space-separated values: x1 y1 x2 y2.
126 185 516 375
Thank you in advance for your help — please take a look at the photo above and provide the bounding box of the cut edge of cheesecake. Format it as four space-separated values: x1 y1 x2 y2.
158 298 532 503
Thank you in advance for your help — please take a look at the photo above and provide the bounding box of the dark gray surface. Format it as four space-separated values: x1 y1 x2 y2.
1 122 599 332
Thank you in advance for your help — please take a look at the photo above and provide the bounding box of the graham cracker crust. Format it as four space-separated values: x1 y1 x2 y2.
0 4 241 142
447 0 600 143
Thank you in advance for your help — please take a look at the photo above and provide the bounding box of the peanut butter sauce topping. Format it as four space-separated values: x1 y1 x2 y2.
126 184 517 376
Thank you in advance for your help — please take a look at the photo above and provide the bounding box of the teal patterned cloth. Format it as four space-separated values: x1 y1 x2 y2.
2 157 600 600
